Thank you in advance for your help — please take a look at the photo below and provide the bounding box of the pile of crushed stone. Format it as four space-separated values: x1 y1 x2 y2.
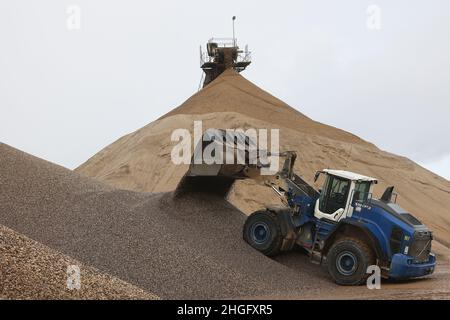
0 142 331 299
0 224 158 299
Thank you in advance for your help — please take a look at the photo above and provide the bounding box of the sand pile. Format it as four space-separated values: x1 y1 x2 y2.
0 142 334 299
163 69 364 144
76 69 450 248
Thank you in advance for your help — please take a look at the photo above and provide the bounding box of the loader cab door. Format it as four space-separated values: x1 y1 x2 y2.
314 174 351 222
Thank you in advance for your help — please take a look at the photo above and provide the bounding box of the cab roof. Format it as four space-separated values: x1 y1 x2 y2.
322 169 378 183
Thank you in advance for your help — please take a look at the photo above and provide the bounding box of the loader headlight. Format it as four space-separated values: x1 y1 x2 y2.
404 246 409 255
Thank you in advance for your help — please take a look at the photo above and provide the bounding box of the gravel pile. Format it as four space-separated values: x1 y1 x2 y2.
0 224 158 299
0 142 330 299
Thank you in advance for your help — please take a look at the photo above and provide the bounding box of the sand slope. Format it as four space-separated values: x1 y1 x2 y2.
76 70 450 248
163 69 365 145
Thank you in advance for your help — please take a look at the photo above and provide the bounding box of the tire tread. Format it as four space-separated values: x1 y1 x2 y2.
243 210 283 256
327 236 375 285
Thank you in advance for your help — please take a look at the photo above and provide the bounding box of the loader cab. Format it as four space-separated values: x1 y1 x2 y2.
313 170 377 223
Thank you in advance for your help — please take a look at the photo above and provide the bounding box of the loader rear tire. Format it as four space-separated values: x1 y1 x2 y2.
243 210 282 257
326 237 375 285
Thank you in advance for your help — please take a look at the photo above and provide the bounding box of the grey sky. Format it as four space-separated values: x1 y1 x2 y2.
1 1 449 179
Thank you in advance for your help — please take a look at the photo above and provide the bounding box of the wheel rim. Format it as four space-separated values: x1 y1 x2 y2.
336 251 358 276
250 222 270 244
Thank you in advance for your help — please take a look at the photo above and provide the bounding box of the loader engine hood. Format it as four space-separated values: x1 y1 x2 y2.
369 199 427 230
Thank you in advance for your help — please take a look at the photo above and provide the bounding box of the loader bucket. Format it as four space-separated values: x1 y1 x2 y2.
175 129 270 197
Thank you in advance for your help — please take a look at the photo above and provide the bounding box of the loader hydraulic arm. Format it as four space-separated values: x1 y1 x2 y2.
266 151 320 202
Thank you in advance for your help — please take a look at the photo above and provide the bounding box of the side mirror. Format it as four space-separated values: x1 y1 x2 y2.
314 171 321 182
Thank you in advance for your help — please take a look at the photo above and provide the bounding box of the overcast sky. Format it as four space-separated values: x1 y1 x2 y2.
1 1 449 180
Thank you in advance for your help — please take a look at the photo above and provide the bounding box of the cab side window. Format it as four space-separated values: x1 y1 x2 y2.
353 181 371 203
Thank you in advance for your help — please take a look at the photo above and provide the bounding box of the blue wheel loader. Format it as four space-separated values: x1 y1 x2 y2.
180 129 436 285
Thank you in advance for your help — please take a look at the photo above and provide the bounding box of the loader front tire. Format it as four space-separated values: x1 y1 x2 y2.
243 210 282 257
326 237 375 285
